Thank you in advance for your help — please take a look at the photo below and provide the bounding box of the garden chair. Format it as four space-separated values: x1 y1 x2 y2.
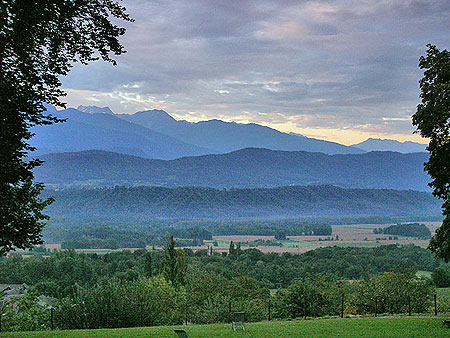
232 311 245 331
174 329 190 338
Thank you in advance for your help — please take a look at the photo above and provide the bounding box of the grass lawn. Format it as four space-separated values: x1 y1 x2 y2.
1 317 450 338
281 240 322 249
327 242 382 248
416 271 432 279
437 287 450 297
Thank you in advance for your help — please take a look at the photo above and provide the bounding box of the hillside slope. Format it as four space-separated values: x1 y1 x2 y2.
43 185 441 219
35 148 430 191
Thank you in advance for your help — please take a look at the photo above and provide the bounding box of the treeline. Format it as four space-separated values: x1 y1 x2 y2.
43 218 333 249
0 265 437 331
42 185 441 219
58 227 212 249
172 219 332 236
0 245 441 298
373 223 432 238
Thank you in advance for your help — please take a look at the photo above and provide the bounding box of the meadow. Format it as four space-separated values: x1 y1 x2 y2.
1 317 449 338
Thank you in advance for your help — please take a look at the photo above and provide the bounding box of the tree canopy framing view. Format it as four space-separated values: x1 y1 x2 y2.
1 2 450 335
413 44 450 261
0 0 132 254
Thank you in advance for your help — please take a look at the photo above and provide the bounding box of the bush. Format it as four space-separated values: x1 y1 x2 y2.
1 293 51 332
56 277 183 329
351 272 434 314
432 266 450 287
272 275 343 319
186 274 268 324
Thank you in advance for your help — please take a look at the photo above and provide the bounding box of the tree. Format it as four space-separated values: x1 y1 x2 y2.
0 1 133 254
229 241 236 256
163 235 186 289
275 231 287 240
144 252 153 278
432 267 450 287
412 44 450 260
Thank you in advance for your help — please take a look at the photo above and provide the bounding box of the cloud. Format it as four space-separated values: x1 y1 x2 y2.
61 0 450 143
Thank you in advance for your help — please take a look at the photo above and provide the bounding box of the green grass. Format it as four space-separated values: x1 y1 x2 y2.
281 240 322 249
2 317 450 338
417 271 432 279
326 242 382 248
437 288 450 297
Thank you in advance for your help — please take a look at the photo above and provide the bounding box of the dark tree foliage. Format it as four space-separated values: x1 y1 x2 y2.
0 245 440 298
42 185 441 220
0 0 132 254
163 235 186 289
412 45 450 260
144 251 153 278
374 223 431 238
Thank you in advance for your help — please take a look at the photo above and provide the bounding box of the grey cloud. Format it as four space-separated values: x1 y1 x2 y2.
61 0 450 137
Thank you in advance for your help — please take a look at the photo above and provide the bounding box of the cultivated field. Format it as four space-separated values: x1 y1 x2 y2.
207 222 442 254
35 222 442 256
1 317 449 338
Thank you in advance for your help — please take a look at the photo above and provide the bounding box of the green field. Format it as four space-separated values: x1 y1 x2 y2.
1 317 450 338
438 288 450 297
417 271 433 279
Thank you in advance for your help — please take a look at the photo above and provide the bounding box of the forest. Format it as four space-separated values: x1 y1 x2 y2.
42 218 333 249
41 185 441 220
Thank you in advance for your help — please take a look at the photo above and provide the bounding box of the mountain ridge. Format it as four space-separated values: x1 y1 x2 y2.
30 108 215 159
117 109 365 155
42 184 441 220
353 138 427 153
34 148 431 191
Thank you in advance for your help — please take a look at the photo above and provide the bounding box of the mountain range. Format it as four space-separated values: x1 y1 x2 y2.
31 105 428 158
34 148 431 191
116 109 364 155
30 106 368 159
30 108 212 159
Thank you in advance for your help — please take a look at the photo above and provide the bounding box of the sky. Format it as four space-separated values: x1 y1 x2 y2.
61 0 450 145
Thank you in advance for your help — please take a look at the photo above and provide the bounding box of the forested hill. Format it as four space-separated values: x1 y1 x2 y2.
35 148 430 190
42 185 441 220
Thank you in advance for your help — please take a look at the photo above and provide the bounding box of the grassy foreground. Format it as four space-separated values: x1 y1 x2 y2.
1 317 449 338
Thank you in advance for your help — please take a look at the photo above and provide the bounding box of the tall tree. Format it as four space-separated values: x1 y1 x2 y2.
0 1 133 255
412 44 450 260
163 235 186 289
144 251 153 278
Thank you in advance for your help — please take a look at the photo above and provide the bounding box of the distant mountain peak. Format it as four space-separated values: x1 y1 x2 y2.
353 138 427 153
43 102 58 113
78 105 114 115
133 109 177 122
